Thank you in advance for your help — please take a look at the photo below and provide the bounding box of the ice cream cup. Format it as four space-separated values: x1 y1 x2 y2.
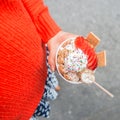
55 34 113 98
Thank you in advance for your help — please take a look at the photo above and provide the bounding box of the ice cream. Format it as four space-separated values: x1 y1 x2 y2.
56 36 98 83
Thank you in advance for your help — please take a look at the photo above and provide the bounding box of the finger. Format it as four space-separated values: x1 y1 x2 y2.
48 51 56 72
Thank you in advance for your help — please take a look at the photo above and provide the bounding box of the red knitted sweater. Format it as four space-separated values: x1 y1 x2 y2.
0 0 61 119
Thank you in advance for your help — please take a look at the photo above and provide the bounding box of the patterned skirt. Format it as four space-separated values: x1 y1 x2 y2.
30 47 59 120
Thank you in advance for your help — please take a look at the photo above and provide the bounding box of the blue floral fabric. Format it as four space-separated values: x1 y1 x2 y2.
30 47 59 120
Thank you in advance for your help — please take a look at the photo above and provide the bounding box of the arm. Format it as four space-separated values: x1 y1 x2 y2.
22 0 61 43
22 0 78 71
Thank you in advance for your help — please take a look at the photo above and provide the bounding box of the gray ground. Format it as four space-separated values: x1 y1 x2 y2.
40 0 120 120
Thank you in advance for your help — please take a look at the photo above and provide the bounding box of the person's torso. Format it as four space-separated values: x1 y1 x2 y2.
0 1 47 119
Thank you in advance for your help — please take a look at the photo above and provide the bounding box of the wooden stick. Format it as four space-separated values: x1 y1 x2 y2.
93 81 114 98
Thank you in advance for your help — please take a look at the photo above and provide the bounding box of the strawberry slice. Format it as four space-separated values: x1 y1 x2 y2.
82 40 90 53
74 36 85 49
89 57 98 70
74 36 98 70
75 36 91 54
87 54 98 70
83 41 91 55
92 59 98 70
87 47 98 70
87 48 94 61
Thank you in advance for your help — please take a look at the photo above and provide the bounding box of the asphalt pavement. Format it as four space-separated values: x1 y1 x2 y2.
39 0 120 120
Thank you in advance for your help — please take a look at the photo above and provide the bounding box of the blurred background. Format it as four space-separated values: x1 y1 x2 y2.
40 0 120 120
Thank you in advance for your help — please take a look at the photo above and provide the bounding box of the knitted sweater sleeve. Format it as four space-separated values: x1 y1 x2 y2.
22 0 61 43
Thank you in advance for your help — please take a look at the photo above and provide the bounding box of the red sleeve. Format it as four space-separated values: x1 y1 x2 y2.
22 0 61 43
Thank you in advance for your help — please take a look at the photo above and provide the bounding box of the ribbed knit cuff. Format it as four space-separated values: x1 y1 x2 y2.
36 7 61 43
22 0 61 43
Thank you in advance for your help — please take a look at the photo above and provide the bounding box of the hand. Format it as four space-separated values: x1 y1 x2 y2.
47 31 78 72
